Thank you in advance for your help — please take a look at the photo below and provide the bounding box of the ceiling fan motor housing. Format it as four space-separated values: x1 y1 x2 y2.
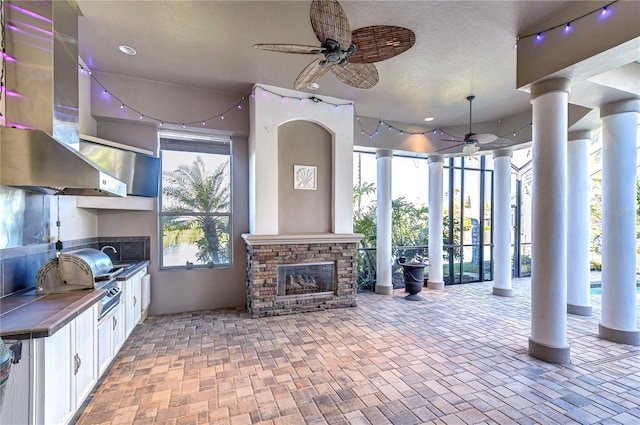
321 38 356 65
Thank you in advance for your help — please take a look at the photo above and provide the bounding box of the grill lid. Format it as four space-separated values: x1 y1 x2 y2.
36 248 116 294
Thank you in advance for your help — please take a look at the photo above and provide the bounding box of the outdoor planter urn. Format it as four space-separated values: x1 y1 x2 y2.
399 256 427 301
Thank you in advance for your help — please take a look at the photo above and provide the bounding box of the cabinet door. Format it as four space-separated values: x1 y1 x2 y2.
112 304 125 353
74 305 97 408
132 270 143 326
37 322 73 425
97 311 113 377
124 277 135 338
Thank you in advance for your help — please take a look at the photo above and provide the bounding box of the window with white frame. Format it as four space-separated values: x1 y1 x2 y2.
159 129 232 269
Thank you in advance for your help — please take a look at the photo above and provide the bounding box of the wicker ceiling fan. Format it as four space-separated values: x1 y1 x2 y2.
253 0 415 90
444 95 513 155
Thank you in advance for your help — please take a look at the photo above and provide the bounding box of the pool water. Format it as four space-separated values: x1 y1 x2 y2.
590 286 640 295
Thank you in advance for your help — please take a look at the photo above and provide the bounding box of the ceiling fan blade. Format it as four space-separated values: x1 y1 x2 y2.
331 63 378 89
253 44 325 54
473 133 498 144
349 26 416 64
487 137 514 147
294 59 335 91
310 0 352 48
434 142 466 154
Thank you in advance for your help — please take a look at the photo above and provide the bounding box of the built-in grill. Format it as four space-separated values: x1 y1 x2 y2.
35 248 124 321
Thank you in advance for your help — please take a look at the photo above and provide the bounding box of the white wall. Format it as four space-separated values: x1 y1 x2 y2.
249 84 354 235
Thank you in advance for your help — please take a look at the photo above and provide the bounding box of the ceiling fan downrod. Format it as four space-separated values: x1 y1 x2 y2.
466 95 476 140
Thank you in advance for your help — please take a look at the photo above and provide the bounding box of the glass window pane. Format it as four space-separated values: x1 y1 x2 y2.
162 150 230 214
162 215 230 267
484 171 492 246
483 245 492 280
484 154 494 170
160 131 233 269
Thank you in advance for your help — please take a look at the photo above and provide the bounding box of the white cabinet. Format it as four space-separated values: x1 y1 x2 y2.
97 303 125 377
33 304 97 425
73 305 98 408
124 267 146 338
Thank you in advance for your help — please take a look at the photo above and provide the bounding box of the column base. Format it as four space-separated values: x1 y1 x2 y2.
492 287 513 297
528 338 571 364
427 281 444 290
567 303 592 316
598 324 640 346
375 284 393 295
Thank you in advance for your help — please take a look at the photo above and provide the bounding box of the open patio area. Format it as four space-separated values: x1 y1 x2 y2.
75 278 640 425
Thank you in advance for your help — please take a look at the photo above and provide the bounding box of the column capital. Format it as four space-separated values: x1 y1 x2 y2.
568 130 592 142
428 154 444 164
493 148 513 159
376 149 393 159
530 78 571 101
600 98 640 118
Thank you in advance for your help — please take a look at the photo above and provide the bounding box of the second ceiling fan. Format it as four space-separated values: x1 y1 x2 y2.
253 0 415 90
445 95 514 155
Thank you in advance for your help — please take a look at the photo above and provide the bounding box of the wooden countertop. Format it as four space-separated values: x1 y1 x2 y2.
0 261 149 340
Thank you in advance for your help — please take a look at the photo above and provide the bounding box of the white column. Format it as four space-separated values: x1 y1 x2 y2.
428 155 444 290
529 78 571 364
375 149 393 295
493 149 513 297
599 99 640 346
567 130 593 316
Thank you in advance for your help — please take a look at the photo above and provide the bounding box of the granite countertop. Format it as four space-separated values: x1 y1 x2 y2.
0 261 150 340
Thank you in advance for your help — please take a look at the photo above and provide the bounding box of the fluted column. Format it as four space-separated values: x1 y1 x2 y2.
529 78 571 364
428 155 444 290
567 130 592 316
599 99 640 346
376 149 393 295
493 149 513 297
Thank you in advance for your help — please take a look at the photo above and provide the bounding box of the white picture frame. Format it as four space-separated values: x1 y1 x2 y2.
294 165 317 190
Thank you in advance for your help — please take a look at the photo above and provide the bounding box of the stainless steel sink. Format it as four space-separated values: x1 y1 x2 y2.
113 262 137 270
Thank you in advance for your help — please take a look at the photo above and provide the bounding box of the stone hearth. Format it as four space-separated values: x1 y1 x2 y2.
242 234 362 318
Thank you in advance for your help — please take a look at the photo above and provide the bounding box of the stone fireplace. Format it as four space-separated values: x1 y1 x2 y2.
242 234 360 318
245 84 362 317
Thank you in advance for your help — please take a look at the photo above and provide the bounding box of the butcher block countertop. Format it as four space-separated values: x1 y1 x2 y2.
0 261 149 340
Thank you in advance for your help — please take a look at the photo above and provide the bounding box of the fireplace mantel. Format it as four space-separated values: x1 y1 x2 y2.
242 233 363 246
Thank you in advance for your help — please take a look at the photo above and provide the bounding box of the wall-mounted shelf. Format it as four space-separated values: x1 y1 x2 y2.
76 196 155 211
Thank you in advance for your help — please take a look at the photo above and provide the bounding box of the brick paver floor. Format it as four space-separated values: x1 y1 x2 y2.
74 278 640 424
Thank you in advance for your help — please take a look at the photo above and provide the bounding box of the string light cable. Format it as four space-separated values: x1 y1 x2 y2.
79 65 533 149
78 67 355 128
515 0 617 46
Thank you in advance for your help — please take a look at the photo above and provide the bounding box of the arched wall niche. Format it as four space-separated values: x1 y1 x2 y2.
278 120 333 233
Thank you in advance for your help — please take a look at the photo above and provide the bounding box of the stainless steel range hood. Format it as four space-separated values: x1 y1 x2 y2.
0 0 126 197
1 127 126 196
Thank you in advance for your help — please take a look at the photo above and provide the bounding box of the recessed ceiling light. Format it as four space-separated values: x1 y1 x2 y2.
307 82 320 90
424 117 434 122
118 45 136 56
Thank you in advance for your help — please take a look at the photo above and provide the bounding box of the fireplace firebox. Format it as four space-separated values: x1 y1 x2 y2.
277 262 335 297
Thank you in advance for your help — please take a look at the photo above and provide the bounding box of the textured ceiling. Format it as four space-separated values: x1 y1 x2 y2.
76 1 629 132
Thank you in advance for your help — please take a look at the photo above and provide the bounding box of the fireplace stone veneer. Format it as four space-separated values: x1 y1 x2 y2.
242 233 362 318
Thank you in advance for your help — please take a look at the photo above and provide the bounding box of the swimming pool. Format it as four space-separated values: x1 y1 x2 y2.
590 286 640 295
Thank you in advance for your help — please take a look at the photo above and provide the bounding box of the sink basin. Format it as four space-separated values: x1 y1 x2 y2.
113 262 137 270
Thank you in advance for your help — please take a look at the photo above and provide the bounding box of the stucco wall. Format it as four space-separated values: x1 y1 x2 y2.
89 73 250 314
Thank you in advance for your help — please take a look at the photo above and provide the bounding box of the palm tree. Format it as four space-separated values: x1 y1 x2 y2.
163 156 230 263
